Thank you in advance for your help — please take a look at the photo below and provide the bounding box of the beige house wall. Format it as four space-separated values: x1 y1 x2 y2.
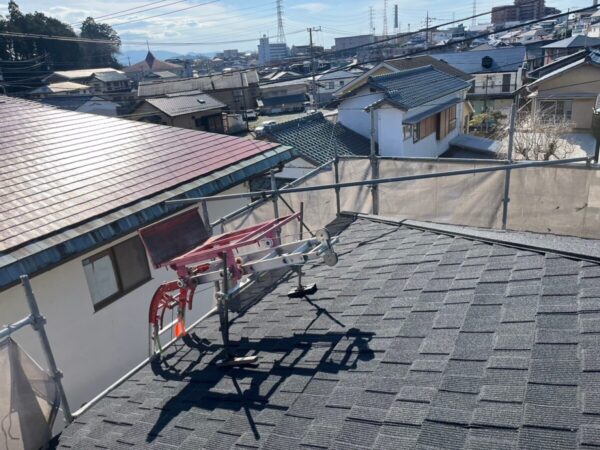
534 64 600 129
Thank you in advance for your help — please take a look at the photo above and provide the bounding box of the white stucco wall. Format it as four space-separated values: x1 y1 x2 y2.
338 89 383 139
377 106 404 156
376 93 465 158
0 184 249 417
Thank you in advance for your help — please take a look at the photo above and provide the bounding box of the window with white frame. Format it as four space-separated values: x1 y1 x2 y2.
403 124 412 140
82 236 151 311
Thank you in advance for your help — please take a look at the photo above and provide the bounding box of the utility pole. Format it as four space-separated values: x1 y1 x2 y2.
426 11 429 47
471 0 477 28
307 26 321 108
369 6 375 35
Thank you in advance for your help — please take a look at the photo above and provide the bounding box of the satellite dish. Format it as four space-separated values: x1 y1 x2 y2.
482 56 494 68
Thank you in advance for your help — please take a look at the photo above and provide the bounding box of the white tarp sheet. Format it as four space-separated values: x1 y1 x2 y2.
0 338 59 450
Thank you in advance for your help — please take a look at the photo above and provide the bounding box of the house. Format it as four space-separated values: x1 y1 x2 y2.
337 55 472 100
29 81 91 98
88 71 132 94
123 51 185 82
338 65 471 157
0 95 296 411
39 95 119 116
40 68 134 103
43 67 121 84
138 70 260 113
526 49 600 129
55 213 600 450
542 35 600 64
263 112 371 165
315 70 360 105
128 92 228 132
258 78 310 115
431 47 526 115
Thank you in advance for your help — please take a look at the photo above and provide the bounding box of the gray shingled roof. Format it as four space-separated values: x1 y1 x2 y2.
430 47 526 73
92 71 130 83
146 93 227 117
385 55 472 81
542 35 600 49
368 66 471 109
264 112 370 164
55 215 600 450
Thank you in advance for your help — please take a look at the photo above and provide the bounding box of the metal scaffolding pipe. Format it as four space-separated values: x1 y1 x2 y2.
168 156 591 204
20 275 73 423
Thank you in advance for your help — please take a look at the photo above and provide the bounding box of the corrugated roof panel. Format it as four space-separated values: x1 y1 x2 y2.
0 96 280 253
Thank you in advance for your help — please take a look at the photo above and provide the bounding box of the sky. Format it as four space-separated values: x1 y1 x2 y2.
0 0 592 55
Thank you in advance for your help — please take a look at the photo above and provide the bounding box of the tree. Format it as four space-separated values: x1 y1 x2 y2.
80 17 121 69
496 109 576 161
0 1 81 68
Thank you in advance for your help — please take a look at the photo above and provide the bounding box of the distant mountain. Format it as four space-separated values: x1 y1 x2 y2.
117 50 182 66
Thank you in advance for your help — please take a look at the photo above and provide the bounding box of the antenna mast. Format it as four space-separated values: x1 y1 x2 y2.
369 6 375 34
471 0 477 28
276 0 286 43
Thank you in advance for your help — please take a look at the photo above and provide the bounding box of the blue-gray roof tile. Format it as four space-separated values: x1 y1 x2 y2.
264 112 370 164
368 66 470 109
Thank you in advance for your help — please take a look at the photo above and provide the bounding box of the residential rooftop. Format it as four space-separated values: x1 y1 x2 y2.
263 112 370 165
146 93 227 117
54 214 600 449
138 70 259 97
542 35 600 49
0 96 291 289
30 81 90 94
47 68 121 81
430 47 527 73
385 55 473 81
368 66 471 110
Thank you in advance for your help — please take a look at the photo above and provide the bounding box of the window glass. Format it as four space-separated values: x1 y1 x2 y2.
403 124 412 140
83 253 119 305
113 237 151 291
82 236 151 310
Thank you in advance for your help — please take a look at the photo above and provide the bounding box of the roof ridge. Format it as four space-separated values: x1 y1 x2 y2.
267 112 325 132
370 65 433 82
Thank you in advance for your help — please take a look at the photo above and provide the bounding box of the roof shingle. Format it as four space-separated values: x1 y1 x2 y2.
55 216 600 449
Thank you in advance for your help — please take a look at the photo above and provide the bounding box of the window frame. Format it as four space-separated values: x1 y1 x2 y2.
403 124 412 141
82 236 152 312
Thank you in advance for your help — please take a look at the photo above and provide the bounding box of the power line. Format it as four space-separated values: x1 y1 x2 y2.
69 0 185 25
109 0 220 27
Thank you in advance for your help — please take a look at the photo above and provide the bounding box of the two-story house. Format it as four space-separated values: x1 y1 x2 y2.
431 47 526 115
338 65 472 157
526 49 600 130
314 70 360 105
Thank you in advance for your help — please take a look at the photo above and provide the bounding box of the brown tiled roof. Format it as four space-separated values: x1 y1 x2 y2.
0 96 280 252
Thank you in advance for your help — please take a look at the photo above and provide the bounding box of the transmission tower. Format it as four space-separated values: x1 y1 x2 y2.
276 0 286 43
471 0 477 28
369 6 375 35
383 0 389 36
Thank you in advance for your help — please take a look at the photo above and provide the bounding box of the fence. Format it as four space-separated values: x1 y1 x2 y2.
174 153 600 242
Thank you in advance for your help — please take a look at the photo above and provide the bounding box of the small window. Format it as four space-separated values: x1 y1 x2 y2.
403 124 412 140
82 236 151 311
339 80 345 86
328 82 335 89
